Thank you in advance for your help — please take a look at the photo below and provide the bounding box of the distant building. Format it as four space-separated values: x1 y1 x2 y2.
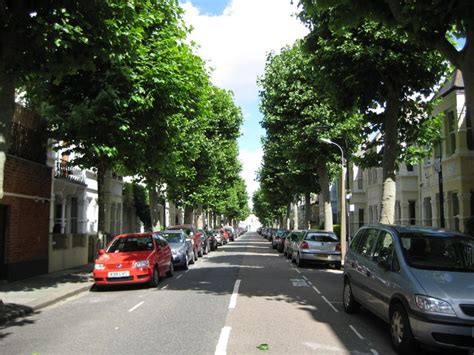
240 214 261 231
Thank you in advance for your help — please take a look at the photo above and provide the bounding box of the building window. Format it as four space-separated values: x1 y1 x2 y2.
368 206 373 223
357 171 363 190
70 197 78 234
408 200 416 225
423 197 432 226
452 192 460 231
358 208 364 228
54 202 63 233
395 201 401 224
446 111 456 156
406 164 414 172
466 108 474 151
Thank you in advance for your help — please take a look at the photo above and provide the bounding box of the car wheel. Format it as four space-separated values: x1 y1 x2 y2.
150 267 159 287
166 259 174 277
390 303 417 354
334 261 342 270
296 253 304 267
194 250 198 261
343 279 360 313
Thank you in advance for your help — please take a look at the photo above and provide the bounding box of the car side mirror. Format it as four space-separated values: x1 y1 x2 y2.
98 249 105 255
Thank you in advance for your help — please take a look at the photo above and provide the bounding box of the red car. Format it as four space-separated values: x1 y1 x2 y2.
167 224 203 258
93 232 173 288
219 228 229 244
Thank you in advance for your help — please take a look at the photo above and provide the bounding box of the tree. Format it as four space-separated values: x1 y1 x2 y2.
298 12 447 223
0 1 120 198
26 1 199 242
258 41 362 229
299 0 474 146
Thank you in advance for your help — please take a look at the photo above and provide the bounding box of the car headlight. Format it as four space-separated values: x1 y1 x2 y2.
414 295 456 315
133 260 150 268
94 263 105 270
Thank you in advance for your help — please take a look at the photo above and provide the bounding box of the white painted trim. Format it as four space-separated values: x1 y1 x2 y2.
4 191 51 202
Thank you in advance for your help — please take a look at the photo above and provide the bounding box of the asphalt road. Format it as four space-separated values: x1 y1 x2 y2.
0 232 462 354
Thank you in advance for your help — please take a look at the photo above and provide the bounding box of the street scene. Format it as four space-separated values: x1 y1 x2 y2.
1 0 474 354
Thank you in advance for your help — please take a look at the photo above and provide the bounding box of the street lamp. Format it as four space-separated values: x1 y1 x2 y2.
320 138 347 262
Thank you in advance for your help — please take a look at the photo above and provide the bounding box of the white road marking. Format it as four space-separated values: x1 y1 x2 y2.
370 349 379 355
128 301 144 313
295 268 301 274
161 284 168 290
302 275 308 281
307 281 313 286
185 270 190 273
228 279 241 309
176 275 183 280
312 285 322 294
303 342 345 352
321 296 339 313
290 278 309 287
215 326 232 355
115 327 119 330
349 324 364 340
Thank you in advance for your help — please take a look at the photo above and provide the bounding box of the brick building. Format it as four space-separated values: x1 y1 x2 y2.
0 105 51 281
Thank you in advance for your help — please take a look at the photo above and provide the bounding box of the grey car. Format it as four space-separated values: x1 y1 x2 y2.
157 230 194 270
291 230 342 269
343 224 474 353
284 230 304 259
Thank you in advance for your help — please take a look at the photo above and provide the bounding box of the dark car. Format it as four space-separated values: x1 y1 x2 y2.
156 230 194 270
206 230 218 251
198 229 211 255
276 230 290 252
272 229 289 250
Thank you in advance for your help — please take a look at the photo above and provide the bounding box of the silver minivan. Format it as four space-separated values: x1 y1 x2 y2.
343 224 474 353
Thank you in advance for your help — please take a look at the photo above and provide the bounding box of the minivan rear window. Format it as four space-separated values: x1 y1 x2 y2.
400 233 474 272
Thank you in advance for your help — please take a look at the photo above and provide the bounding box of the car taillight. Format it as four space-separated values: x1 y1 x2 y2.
301 242 309 249
336 243 341 252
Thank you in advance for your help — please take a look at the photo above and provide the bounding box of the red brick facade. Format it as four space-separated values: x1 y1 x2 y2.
0 103 51 281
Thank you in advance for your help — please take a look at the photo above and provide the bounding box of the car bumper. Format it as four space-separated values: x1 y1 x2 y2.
172 254 187 266
410 315 474 350
300 252 341 262
93 268 153 285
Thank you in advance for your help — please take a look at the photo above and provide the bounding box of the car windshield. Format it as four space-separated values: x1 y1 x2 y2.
159 233 184 244
276 230 288 237
107 236 154 253
400 233 474 272
305 233 338 242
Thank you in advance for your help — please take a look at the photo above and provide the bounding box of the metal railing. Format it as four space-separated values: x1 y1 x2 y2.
54 159 86 185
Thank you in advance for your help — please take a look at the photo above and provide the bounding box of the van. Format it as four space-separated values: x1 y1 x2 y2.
343 224 474 353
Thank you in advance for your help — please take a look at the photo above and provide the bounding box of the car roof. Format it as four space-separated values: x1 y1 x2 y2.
115 233 152 238
360 224 471 238
157 230 183 234
306 230 336 234
168 224 194 229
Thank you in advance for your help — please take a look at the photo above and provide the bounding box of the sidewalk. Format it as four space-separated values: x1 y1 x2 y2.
0 263 94 324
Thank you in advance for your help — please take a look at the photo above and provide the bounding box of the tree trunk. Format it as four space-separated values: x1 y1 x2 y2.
379 85 400 224
0 71 16 199
317 164 334 231
184 206 193 224
97 161 108 250
286 204 291 229
304 191 311 229
293 201 298 229
148 182 162 231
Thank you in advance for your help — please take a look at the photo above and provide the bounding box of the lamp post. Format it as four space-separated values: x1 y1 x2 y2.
320 138 347 261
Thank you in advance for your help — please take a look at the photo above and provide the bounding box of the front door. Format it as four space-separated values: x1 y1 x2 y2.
0 205 8 280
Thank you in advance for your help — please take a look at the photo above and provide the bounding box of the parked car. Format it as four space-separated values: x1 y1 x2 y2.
167 224 203 258
198 229 211 255
206 230 218 251
272 229 289 250
220 228 230 244
284 230 304 258
157 230 194 270
93 233 173 288
291 230 341 269
343 224 474 353
224 226 235 241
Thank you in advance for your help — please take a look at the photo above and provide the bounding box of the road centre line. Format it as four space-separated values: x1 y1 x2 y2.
128 301 144 313
176 274 183 280
312 285 322 294
295 268 301 274
370 349 379 355
321 296 339 313
228 279 241 309
349 324 364 340
302 275 308 281
215 326 232 355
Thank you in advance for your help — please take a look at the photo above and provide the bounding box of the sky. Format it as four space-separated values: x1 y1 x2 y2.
180 0 308 207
